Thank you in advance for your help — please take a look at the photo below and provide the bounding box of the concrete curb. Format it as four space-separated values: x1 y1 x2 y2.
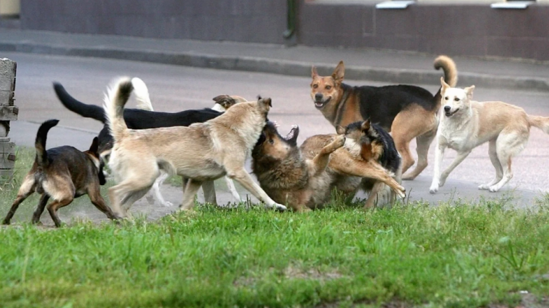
2 42 548 92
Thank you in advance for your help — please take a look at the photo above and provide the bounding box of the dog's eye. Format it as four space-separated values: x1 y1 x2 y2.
444 96 449 100
454 97 460 102
312 84 318 89
268 139 274 144
325 85 332 90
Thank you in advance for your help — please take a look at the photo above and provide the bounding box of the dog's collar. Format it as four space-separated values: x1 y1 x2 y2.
334 88 351 126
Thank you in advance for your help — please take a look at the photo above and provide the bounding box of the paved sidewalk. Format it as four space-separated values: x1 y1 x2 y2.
1 29 548 91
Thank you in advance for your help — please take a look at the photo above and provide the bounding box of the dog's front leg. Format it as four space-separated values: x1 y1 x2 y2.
439 150 472 189
308 135 345 176
429 140 447 194
226 167 287 211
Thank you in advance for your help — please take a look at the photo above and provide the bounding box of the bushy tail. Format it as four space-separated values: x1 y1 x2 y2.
131 77 154 111
528 115 549 134
434 55 458 87
103 77 134 142
35 119 59 168
53 82 107 123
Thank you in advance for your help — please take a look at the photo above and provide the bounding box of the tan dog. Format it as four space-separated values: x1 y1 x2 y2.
2 119 119 227
251 122 405 212
430 78 549 193
103 78 287 216
310 55 458 180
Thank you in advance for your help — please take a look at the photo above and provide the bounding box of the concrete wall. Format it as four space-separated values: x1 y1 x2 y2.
19 0 287 44
17 0 549 61
298 2 549 62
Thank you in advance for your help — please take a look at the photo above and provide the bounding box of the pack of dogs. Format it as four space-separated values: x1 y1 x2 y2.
3 54 549 227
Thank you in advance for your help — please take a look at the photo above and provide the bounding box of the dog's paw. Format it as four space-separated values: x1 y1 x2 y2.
478 184 490 190
396 186 406 199
334 135 346 148
272 203 287 212
429 184 439 194
488 185 500 193
161 201 174 207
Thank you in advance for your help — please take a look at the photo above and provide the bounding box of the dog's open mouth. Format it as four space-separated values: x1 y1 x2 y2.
445 108 459 117
314 98 330 109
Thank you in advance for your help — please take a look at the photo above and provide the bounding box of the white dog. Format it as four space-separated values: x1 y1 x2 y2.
430 77 549 194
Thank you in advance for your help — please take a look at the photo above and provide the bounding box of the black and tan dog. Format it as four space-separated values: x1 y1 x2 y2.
252 122 405 212
2 119 119 227
338 120 402 208
310 55 458 180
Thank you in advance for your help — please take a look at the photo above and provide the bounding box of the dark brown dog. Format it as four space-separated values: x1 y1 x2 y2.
2 119 119 227
252 122 405 212
310 55 457 180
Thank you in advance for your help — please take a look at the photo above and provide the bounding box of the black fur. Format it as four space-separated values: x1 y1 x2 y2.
343 83 439 131
54 82 224 154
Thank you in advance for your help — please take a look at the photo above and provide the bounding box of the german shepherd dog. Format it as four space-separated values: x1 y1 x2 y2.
252 122 405 212
2 120 119 227
337 120 402 208
310 55 458 180
54 80 243 206
104 78 287 216
430 78 549 193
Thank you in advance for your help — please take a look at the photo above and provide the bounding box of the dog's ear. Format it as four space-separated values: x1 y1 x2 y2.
361 120 371 132
332 61 345 86
212 95 236 109
465 85 475 99
336 125 346 135
311 66 318 78
259 97 272 108
89 137 100 154
440 76 451 91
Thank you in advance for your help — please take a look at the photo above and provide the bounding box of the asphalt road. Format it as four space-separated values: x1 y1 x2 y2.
4 52 549 209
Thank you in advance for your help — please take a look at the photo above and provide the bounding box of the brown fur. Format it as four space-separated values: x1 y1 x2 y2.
337 120 403 209
252 123 405 212
104 78 287 216
2 120 119 227
310 55 458 180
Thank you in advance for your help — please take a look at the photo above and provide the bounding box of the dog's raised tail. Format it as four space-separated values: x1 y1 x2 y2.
434 55 458 87
528 116 549 134
103 77 134 142
35 119 60 167
131 77 153 111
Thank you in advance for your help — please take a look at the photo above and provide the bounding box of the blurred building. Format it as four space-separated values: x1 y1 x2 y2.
4 0 549 61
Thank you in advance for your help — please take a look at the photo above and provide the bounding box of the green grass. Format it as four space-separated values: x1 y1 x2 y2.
1 147 549 308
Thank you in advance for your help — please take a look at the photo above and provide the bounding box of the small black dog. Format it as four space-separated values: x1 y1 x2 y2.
2 119 119 227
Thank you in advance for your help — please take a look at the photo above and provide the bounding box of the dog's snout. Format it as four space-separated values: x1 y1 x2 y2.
444 106 451 112
315 93 323 101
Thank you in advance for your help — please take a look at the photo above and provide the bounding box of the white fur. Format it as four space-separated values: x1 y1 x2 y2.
430 78 535 194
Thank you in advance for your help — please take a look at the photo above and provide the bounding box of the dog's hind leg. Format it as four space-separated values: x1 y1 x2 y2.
403 128 437 180
488 131 528 192
2 175 36 225
31 194 50 224
180 179 203 211
87 186 121 221
109 180 153 217
393 106 437 180
201 180 217 205
47 198 74 227
479 140 503 190
149 171 173 207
